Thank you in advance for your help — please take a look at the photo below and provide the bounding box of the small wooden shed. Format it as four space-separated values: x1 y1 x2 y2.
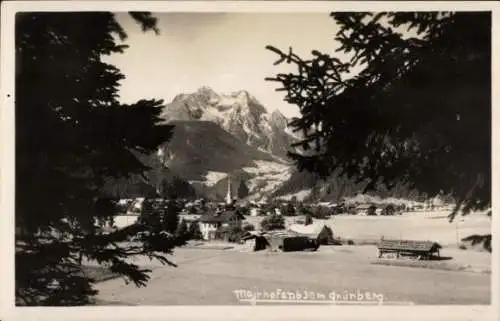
377 239 442 260
241 233 270 252
266 233 319 252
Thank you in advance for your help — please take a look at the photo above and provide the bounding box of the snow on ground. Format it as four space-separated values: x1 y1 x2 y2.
243 160 290 175
343 194 433 208
327 212 491 247
277 189 312 202
242 161 293 201
95 240 490 305
204 171 228 187
244 211 491 248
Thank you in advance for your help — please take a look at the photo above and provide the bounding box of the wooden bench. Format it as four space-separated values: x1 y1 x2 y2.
377 239 442 260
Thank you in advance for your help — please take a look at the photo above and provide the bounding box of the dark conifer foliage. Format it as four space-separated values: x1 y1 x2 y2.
161 176 198 200
188 221 203 240
260 214 285 231
266 12 491 221
16 12 176 305
237 180 250 199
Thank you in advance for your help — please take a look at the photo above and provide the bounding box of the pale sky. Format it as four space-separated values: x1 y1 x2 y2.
105 12 343 118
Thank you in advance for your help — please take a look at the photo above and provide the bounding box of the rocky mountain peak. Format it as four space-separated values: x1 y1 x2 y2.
196 86 219 100
270 109 288 129
161 87 299 158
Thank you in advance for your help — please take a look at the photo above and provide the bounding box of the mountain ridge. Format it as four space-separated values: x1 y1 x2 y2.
161 86 298 159
103 86 421 203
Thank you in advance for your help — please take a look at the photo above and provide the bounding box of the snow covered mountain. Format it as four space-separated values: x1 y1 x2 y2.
161 86 298 159
121 87 417 203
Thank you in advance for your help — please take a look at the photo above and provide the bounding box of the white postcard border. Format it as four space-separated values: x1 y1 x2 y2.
1 2 499 321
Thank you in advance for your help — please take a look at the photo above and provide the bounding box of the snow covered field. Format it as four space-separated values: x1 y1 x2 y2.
245 211 491 248
203 171 228 187
276 189 312 201
242 160 293 200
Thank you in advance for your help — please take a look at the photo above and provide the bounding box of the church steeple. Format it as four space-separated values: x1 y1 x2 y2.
225 177 232 205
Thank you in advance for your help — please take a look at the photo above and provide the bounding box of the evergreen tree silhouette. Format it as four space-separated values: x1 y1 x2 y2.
175 220 189 244
266 12 490 221
15 12 179 305
237 180 250 199
188 221 203 240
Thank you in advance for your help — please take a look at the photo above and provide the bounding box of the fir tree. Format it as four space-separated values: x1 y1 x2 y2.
175 220 190 244
162 201 180 235
304 214 313 225
267 12 490 221
280 202 296 217
15 12 178 305
188 221 203 240
260 214 285 231
237 180 250 199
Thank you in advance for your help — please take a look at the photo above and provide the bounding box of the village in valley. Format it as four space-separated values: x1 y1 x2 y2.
110 177 457 252
89 174 492 305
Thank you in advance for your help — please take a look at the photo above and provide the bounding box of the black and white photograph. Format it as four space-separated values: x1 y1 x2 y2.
1 1 498 320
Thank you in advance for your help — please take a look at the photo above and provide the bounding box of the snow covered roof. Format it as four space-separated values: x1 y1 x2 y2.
288 223 332 237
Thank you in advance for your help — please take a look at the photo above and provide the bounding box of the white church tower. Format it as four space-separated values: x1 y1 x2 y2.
156 146 165 196
225 177 232 205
